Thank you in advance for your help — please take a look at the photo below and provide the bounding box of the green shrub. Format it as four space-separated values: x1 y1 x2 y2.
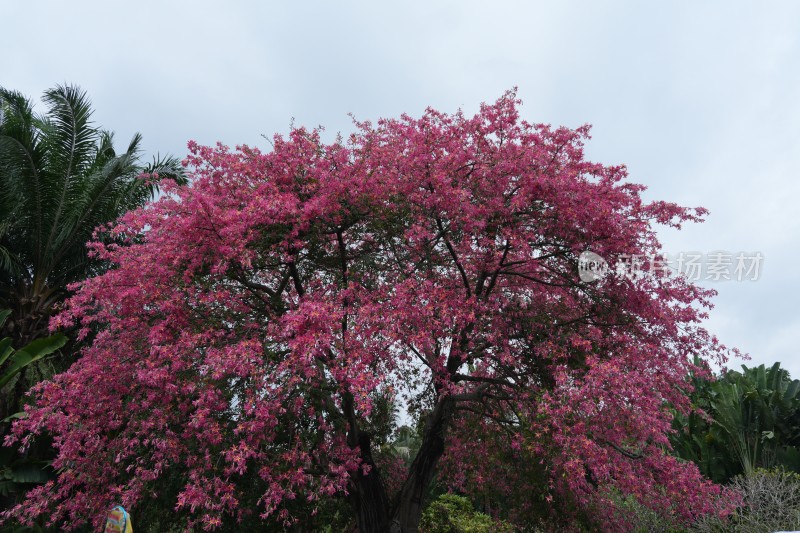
420 493 514 533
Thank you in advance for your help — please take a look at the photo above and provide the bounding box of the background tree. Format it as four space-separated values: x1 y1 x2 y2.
7 93 737 532
672 362 800 483
0 84 184 418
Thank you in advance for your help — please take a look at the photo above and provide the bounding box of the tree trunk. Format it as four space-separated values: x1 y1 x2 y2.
390 397 454 533
348 397 454 532
349 431 392 533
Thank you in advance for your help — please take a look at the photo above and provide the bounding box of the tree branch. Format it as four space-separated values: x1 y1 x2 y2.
289 261 305 297
453 373 515 388
435 217 471 298
483 241 511 297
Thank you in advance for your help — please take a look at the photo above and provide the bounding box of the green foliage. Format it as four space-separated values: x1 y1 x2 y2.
596 488 691 533
0 84 185 348
0 445 51 499
672 361 800 483
392 424 421 462
0 310 66 390
420 494 514 533
362 389 399 449
0 310 64 503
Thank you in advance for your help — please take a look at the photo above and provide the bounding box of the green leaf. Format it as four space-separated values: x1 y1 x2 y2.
0 333 66 388
0 337 13 366
785 380 800 402
13 332 67 359
11 463 50 483
2 411 27 423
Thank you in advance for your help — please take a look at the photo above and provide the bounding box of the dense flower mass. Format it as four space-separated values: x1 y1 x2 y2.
5 92 738 531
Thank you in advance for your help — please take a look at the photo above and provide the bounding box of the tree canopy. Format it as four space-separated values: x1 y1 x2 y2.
6 92 738 531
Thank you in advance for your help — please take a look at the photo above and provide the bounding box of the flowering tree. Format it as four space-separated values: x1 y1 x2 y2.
6 93 736 531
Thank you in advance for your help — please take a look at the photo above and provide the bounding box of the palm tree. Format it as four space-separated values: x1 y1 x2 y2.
0 84 185 348
0 84 186 430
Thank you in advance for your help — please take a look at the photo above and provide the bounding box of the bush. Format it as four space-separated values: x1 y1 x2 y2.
420 494 514 533
595 489 689 533
693 469 800 532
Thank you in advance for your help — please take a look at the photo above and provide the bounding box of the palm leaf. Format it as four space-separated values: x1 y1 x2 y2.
0 332 67 389
36 86 100 285
0 89 47 278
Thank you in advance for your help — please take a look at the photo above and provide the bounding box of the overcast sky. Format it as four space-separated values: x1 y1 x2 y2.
3 1 799 376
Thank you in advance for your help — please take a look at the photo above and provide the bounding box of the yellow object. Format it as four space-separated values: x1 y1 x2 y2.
104 505 133 533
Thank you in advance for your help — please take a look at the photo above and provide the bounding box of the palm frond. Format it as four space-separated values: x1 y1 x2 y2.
142 152 188 192
40 85 97 181
0 88 47 279
126 131 143 157
36 86 101 284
